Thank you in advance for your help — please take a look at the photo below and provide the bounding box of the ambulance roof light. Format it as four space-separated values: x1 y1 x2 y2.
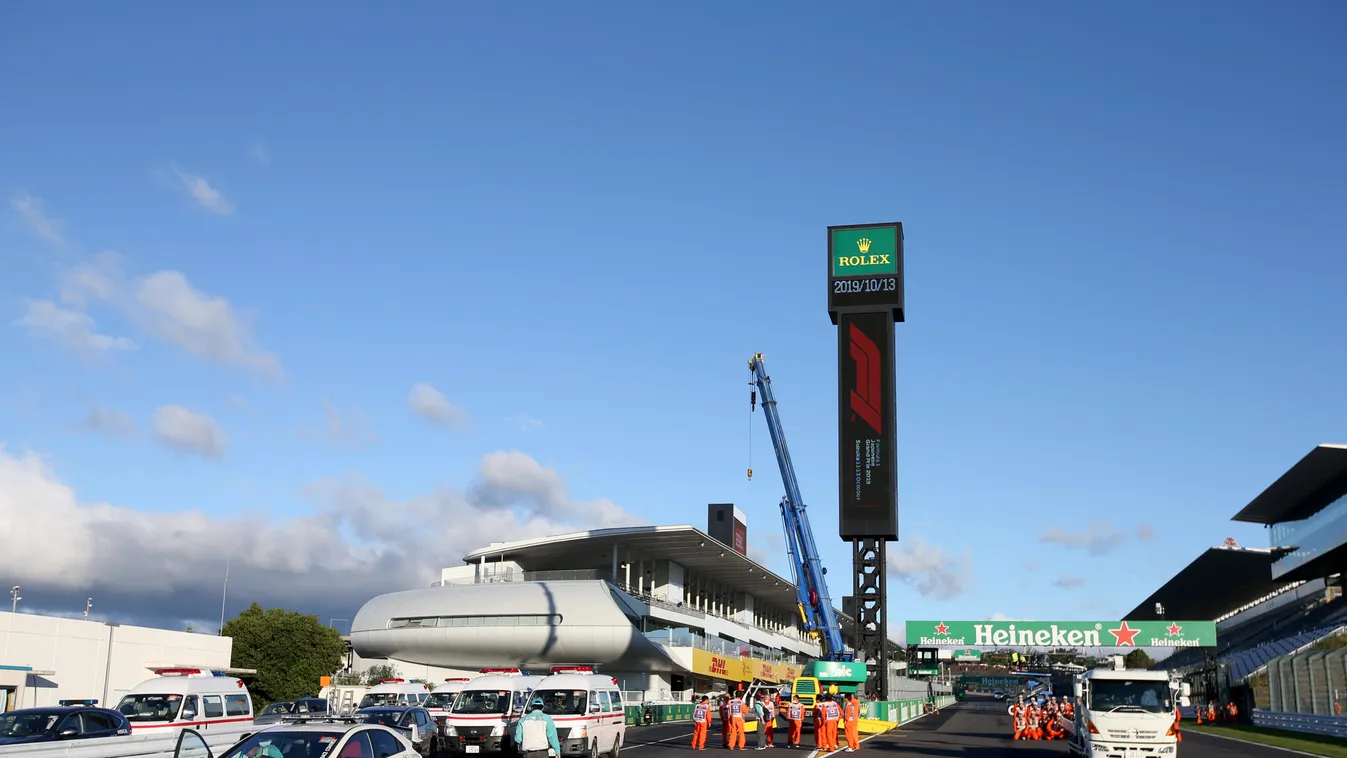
380 678 406 684
445 677 471 682
479 668 522 675
550 666 594 674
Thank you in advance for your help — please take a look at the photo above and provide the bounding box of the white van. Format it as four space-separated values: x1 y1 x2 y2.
359 678 430 709
115 667 254 734
443 669 543 755
529 668 626 758
427 677 473 730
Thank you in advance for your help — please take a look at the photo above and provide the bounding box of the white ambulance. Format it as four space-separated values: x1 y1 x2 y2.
443 669 543 755
528 668 626 758
427 677 473 733
358 678 431 709
114 667 256 735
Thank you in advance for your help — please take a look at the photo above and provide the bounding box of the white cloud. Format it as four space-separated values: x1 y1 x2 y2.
509 414 544 432
152 405 228 459
1136 523 1157 541
469 450 634 528
80 407 135 438
1052 575 1087 589
323 403 378 447
14 299 138 356
59 255 282 377
0 445 639 627
887 536 972 599
249 143 271 167
987 612 1028 621
1039 521 1129 556
408 383 469 428
171 168 234 215
12 193 64 245
228 395 252 412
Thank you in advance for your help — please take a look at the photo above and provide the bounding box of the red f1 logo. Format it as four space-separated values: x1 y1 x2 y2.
849 322 882 433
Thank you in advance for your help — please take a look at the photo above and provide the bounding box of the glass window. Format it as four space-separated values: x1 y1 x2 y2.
203 696 224 718
369 729 401 758
225 694 251 716
595 691 610 713
1270 490 1347 577
218 731 347 758
1088 680 1172 713
452 690 511 714
608 691 622 712
337 732 374 758
116 694 183 722
533 689 588 716
82 712 116 733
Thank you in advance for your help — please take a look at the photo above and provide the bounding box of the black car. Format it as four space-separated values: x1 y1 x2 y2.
255 698 331 725
0 706 132 744
357 706 438 757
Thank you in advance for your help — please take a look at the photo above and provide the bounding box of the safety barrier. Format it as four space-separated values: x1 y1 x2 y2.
1250 709 1347 738
0 724 255 758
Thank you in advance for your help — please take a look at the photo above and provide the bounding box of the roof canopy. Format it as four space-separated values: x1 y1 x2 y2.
1123 547 1292 621
463 525 844 620
1232 444 1347 525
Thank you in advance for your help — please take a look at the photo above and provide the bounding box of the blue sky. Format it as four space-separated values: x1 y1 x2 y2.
2 1 1345 643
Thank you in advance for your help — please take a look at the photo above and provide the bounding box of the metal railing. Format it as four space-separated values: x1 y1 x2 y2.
1252 709 1347 738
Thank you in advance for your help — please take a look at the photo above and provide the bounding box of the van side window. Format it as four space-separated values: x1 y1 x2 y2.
608 691 621 713
181 695 200 720
512 691 528 714
202 696 224 718
225 694 250 716
595 691 610 713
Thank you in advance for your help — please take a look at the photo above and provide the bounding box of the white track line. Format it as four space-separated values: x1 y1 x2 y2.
624 730 694 750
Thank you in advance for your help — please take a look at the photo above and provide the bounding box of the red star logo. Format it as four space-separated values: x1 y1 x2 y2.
935 622 949 635
1109 621 1140 647
1166 623 1182 637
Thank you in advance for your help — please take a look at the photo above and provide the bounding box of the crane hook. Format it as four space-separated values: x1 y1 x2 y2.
747 467 753 480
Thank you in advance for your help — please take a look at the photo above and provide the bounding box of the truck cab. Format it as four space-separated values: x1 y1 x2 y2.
1065 658 1189 758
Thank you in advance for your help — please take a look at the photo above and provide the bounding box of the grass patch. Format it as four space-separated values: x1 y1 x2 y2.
1187 723 1347 757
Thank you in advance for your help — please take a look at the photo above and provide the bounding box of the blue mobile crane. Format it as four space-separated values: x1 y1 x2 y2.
748 353 852 663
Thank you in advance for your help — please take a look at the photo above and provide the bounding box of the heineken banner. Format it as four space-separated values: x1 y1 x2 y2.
908 620 1217 648
953 648 982 662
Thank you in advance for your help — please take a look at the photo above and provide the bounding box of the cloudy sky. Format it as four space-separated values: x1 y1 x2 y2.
2 2 1345 643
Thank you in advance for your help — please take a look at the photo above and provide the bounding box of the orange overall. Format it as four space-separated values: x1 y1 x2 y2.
823 700 841 751
692 702 710 749
1173 707 1182 742
786 702 804 747
813 704 826 750
761 699 775 747
720 700 730 746
843 698 860 750
727 697 747 750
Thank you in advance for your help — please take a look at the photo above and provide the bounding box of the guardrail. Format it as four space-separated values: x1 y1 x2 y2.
0 725 254 758
1251 709 1347 738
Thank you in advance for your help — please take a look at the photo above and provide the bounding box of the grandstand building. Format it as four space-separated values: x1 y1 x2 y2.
351 506 902 699
1126 444 1347 715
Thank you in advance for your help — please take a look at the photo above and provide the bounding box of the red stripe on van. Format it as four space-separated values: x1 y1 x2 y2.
130 717 255 730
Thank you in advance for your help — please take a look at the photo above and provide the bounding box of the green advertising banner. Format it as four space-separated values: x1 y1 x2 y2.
831 226 899 277
952 648 982 662
907 620 1217 648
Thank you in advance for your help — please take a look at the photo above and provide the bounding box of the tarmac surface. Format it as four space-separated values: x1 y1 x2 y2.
622 696 1299 758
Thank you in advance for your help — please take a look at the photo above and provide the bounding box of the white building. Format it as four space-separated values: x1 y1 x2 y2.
0 611 232 711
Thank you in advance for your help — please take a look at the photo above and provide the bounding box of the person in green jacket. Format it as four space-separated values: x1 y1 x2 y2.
514 697 561 758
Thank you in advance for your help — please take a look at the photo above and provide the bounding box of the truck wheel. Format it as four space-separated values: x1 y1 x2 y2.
607 737 621 758
590 741 599 758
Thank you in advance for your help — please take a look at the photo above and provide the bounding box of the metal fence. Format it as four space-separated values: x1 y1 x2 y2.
1263 639 1347 716
1252 709 1347 738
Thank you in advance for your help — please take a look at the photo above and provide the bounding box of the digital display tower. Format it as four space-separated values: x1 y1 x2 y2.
828 222 904 699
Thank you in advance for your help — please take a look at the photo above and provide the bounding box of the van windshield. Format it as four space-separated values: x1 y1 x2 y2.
117 694 183 722
533 689 587 716
427 692 458 709
452 690 511 715
1088 680 1172 714
358 693 403 709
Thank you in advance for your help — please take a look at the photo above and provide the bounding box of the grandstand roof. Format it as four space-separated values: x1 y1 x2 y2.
1232 444 1347 525
464 524 807 615
1124 546 1292 621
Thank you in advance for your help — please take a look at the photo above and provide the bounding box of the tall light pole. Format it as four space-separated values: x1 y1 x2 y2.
84 598 93 621
10 586 19 614
218 557 230 635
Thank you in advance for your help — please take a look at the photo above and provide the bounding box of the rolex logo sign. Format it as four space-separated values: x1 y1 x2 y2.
831 226 899 277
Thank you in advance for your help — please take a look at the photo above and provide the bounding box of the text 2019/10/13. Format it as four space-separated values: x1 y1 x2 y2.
833 277 897 294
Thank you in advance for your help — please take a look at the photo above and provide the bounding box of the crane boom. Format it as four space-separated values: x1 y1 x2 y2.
748 353 851 661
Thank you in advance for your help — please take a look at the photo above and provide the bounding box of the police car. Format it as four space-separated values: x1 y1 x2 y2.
173 716 421 758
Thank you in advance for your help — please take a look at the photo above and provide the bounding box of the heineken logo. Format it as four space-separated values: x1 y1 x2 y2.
907 619 1217 648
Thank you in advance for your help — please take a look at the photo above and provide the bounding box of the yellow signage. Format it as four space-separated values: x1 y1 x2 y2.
691 650 800 684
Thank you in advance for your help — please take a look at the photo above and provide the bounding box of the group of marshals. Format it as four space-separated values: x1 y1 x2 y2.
691 691 863 752
1007 696 1073 741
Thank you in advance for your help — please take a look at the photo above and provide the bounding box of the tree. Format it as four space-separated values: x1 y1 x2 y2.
363 663 400 686
185 623 195 633
1123 649 1155 670
223 603 346 705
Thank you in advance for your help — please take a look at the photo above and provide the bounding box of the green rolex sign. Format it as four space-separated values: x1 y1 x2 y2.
907 620 1217 648
831 226 899 277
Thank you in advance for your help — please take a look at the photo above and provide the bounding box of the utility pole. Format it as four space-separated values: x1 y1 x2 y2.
84 598 93 621
10 586 19 614
218 557 230 635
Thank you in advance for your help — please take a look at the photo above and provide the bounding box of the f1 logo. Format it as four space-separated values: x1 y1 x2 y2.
849 322 882 433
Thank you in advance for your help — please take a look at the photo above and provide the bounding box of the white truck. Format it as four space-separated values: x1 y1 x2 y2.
1065 657 1190 758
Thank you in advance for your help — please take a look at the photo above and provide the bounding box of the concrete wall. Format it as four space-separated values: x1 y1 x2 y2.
0 611 232 710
